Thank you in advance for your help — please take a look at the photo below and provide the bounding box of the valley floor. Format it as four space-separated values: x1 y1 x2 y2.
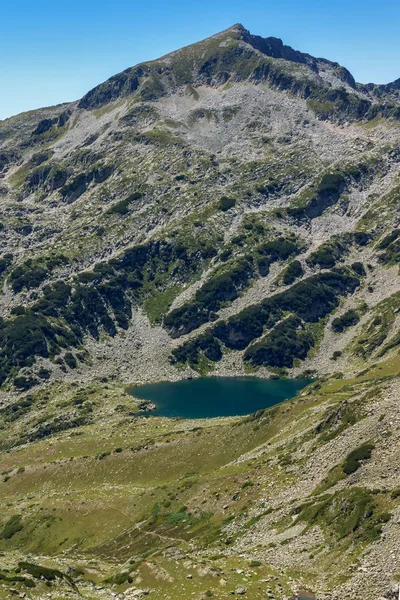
1 359 400 600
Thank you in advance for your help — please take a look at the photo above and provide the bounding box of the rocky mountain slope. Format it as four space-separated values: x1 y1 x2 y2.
0 23 400 600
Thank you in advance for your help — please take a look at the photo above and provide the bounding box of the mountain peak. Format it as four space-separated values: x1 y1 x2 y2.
77 24 359 111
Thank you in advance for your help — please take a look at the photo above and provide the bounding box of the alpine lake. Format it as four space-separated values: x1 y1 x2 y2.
131 376 312 419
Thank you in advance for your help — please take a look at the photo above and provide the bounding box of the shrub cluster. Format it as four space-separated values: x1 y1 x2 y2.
18 562 65 582
244 316 313 368
170 331 222 366
1 514 23 539
281 260 303 285
343 442 375 475
287 171 346 221
255 236 300 276
0 396 34 422
0 253 13 277
217 196 236 211
165 236 302 337
377 229 400 264
165 256 255 336
172 270 359 368
60 164 114 203
10 255 68 293
0 239 213 385
106 191 142 215
25 164 68 193
332 309 360 333
296 487 389 543
307 232 369 271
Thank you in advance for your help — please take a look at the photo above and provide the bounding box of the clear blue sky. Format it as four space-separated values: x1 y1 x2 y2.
1 0 399 120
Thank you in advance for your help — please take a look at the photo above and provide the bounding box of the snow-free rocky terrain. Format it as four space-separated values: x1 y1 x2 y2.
0 23 400 599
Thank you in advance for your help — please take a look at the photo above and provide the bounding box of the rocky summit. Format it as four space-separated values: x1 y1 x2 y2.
0 23 400 600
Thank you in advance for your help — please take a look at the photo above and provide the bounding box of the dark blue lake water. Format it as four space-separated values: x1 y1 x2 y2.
131 377 311 419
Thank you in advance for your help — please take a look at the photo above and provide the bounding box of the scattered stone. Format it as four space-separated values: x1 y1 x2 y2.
124 588 150 599
163 547 186 560
234 588 247 595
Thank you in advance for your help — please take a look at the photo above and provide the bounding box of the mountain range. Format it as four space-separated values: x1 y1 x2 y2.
0 24 400 600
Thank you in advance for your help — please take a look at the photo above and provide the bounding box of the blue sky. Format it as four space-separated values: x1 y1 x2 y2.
1 0 399 120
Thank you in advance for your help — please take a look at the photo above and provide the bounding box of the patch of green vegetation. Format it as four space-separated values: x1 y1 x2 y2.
307 243 345 270
296 487 389 544
218 270 358 350
60 163 113 203
307 232 369 270
1 514 23 539
92 98 125 117
166 236 303 337
250 560 262 567
255 237 302 276
391 487 400 499
244 316 314 368
172 270 359 369
105 570 133 585
135 128 185 147
0 254 13 278
351 262 366 277
0 309 81 386
9 254 69 293
16 413 92 448
217 196 236 211
332 309 360 333
19 562 57 580
0 235 217 385
306 99 335 118
378 330 400 358
165 256 255 336
0 571 35 587
29 113 71 146
121 103 158 125
376 229 400 264
314 441 375 494
377 229 400 251
105 191 143 215
343 442 375 475
18 561 73 586
313 466 346 494
23 163 69 193
0 149 20 173
139 75 165 101
357 182 400 230
0 395 35 422
255 179 280 196
316 397 366 444
352 293 400 358
143 285 183 325
171 330 222 368
281 260 303 285
64 352 77 369
32 112 71 136
287 171 346 221
287 163 375 223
